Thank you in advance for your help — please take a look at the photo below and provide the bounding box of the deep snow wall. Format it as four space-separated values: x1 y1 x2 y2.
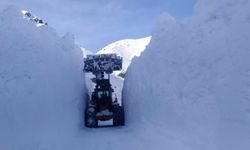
0 6 85 150
124 0 250 149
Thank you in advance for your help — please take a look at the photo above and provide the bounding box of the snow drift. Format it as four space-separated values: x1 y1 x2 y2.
124 0 250 149
0 6 85 150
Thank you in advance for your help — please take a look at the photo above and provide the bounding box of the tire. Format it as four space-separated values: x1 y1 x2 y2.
85 106 98 128
112 105 125 126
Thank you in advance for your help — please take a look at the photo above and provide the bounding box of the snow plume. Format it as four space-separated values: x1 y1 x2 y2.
0 6 85 149
124 0 250 150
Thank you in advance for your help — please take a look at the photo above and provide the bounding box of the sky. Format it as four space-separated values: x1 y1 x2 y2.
1 0 197 51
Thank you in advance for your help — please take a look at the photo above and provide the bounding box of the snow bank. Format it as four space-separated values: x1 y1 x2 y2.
124 0 250 149
0 6 85 150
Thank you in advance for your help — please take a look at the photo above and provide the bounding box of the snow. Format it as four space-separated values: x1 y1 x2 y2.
81 47 93 57
21 10 48 27
124 0 250 149
1 0 250 149
0 6 85 150
0 5 152 150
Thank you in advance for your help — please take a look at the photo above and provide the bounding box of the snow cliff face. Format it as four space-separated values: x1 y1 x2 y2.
124 0 250 150
0 6 85 150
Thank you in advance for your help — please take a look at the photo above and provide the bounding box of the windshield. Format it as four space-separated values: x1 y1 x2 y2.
97 91 109 99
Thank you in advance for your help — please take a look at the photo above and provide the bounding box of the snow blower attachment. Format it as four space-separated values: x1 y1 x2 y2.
84 54 125 128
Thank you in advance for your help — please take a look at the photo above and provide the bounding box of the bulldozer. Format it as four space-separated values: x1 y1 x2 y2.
83 54 125 128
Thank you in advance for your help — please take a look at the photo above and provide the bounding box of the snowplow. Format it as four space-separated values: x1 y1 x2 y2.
83 54 125 128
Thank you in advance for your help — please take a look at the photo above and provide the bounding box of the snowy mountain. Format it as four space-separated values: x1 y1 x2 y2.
97 36 151 76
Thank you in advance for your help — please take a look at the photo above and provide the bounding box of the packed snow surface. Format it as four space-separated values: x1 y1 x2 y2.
124 0 250 149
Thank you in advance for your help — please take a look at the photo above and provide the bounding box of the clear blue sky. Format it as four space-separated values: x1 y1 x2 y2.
2 0 197 51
